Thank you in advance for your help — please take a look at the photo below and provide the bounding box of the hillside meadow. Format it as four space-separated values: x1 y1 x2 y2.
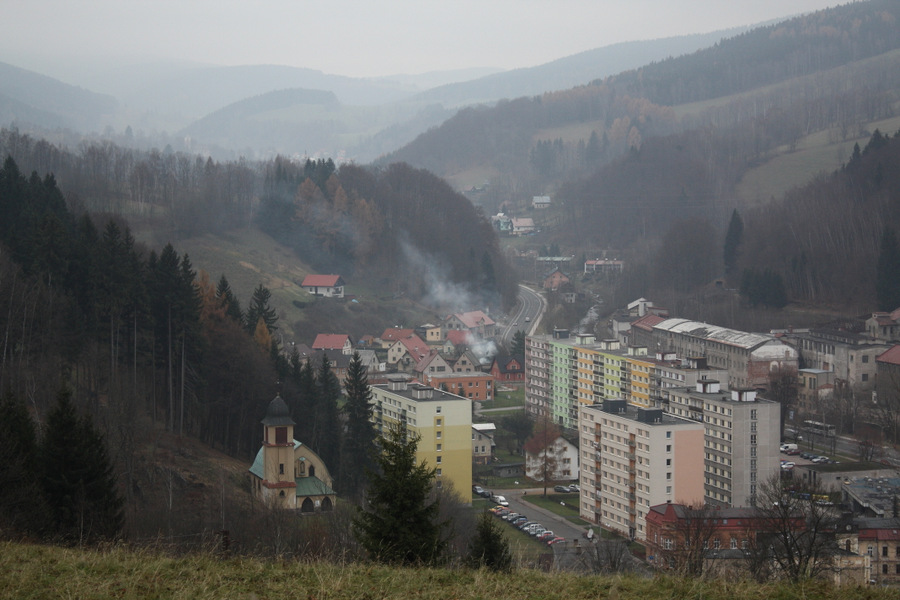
0 541 894 600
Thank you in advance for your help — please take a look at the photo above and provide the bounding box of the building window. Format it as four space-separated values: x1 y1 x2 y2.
436 406 442 414
275 426 288 444
862 373 869 382
863 355 869 363
436 456 442 463
436 468 442 476
867 546 874 556
279 463 284 474
436 444 442 451
437 431 442 439
666 445 672 452
882 564 888 575
436 419 442 426
883 546 889 557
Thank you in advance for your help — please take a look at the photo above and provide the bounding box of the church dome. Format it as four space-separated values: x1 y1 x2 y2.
261 394 295 426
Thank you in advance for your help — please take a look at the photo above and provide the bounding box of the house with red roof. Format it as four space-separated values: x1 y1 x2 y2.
386 334 430 371
444 310 496 339
301 274 345 298
312 334 353 355
413 350 452 379
377 327 415 349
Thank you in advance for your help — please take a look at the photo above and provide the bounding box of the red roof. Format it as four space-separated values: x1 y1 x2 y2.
397 335 429 361
445 330 470 347
450 310 495 329
380 328 414 342
632 313 665 332
312 334 350 350
877 344 900 366
302 274 343 287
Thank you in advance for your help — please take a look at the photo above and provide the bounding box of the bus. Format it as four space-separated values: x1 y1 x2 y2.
802 420 836 437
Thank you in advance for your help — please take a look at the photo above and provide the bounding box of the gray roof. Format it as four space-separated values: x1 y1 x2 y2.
261 395 295 426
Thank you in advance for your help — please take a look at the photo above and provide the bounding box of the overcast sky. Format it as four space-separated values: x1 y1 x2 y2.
2 0 845 79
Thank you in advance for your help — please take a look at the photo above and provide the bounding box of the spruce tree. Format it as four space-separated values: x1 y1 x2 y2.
353 425 447 565
0 393 44 535
40 388 123 543
316 353 343 480
340 352 377 502
245 283 278 334
466 510 512 572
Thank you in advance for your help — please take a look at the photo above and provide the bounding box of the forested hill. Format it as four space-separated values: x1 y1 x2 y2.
381 0 900 189
0 129 517 313
733 129 900 310
604 0 900 106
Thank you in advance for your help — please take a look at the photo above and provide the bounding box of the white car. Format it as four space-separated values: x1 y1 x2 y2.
492 494 509 507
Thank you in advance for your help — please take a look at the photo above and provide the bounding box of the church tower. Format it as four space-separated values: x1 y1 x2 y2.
260 395 296 508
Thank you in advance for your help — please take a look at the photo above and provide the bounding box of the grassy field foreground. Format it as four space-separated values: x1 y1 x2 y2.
0 541 894 600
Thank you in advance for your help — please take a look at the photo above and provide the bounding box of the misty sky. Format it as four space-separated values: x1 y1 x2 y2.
2 0 845 79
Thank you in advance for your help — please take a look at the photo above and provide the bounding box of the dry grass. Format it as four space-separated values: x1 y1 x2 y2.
1 541 895 600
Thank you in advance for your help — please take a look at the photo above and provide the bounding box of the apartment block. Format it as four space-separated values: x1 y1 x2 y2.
369 376 472 496
578 400 705 541
666 380 780 508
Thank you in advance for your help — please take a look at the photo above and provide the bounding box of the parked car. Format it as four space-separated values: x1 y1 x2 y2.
781 461 795 470
473 485 485 496
554 485 571 493
547 536 566 545
530 526 546 537
503 512 519 521
569 483 580 492
536 530 555 541
492 494 509 506
479 489 492 498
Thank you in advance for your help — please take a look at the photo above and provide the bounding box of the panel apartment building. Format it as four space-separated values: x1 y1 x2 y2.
665 380 781 508
578 400 705 541
369 375 472 496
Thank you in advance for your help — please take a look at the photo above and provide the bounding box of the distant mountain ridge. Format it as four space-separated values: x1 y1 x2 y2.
0 61 117 131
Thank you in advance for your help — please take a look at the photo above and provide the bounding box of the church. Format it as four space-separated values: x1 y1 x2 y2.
249 395 336 512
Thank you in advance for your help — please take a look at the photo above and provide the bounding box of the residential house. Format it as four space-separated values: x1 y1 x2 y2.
248 395 336 511
301 274 345 298
867 309 900 343
377 327 415 349
444 310 496 339
542 267 570 291
312 333 353 355
452 349 482 373
856 517 900 585
876 345 900 407
796 368 835 418
532 195 551 209
524 435 578 483
386 334 430 371
472 423 496 465
413 350 452 379
490 353 525 384
417 323 443 344
510 217 535 236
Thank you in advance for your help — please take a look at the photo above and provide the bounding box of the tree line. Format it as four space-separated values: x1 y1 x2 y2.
0 130 518 312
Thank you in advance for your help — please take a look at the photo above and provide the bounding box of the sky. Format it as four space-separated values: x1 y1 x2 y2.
1 0 846 79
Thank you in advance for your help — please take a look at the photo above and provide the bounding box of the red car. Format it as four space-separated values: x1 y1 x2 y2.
546 536 566 545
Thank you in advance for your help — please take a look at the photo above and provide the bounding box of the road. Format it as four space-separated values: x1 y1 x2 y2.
498 284 545 348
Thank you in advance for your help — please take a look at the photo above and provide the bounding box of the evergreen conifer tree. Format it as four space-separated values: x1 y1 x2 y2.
316 353 343 480
0 393 45 534
339 351 377 502
40 388 123 543
353 425 447 565
466 510 512 572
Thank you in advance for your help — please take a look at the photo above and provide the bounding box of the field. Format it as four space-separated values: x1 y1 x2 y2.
1 541 893 600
